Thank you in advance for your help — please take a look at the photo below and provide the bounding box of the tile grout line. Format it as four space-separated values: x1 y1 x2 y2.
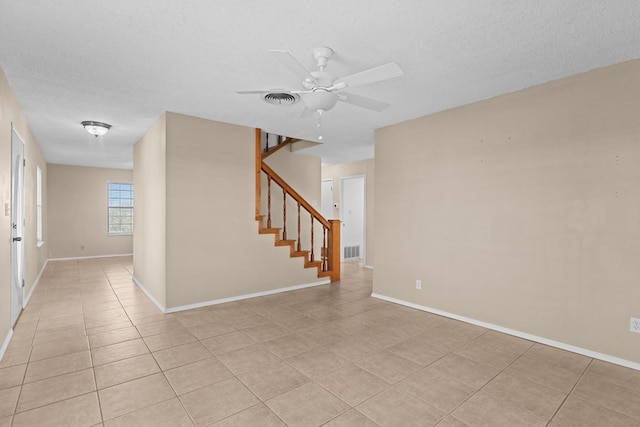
88 263 114 425
423 330 539 424
544 357 640 425
102 265 189 425
9 262 48 426
545 357 593 427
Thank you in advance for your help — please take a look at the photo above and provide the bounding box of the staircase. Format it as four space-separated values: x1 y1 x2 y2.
255 129 341 282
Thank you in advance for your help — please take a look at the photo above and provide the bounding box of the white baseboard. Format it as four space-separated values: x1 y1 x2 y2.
131 275 330 314
24 259 48 307
131 275 167 313
0 329 14 362
48 253 133 262
371 293 640 372
164 279 331 313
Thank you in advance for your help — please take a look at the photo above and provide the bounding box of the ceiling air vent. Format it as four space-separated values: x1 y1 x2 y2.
263 92 299 106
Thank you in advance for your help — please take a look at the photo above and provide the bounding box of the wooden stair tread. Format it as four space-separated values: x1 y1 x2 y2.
305 260 323 268
275 240 296 247
259 228 281 234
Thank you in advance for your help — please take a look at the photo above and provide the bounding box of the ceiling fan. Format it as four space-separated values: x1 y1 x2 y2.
237 46 403 120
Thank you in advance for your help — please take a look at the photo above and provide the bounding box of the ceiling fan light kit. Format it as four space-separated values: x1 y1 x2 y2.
237 46 403 140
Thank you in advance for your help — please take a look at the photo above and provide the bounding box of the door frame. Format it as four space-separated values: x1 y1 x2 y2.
339 174 366 262
321 178 334 220
11 125 26 327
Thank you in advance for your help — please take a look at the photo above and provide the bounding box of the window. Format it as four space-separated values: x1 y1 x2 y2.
36 165 43 245
108 182 134 234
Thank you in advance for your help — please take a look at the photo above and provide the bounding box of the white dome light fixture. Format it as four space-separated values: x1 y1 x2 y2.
81 121 111 137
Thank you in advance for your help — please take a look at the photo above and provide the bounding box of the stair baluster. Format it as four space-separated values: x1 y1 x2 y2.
267 175 272 228
310 215 315 262
322 227 327 272
297 201 301 252
282 188 287 240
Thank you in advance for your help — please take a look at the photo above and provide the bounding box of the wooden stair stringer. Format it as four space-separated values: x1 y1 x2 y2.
256 222 329 278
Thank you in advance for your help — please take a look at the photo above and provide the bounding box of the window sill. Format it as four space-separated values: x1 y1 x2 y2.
108 233 133 237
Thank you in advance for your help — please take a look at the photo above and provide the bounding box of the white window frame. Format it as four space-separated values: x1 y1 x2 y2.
36 164 44 247
107 181 134 235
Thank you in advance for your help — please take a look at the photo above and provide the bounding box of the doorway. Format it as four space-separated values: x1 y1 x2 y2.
340 175 365 261
11 126 25 327
321 179 333 219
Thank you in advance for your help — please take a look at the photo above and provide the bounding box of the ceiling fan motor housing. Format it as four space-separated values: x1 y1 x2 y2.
313 46 334 70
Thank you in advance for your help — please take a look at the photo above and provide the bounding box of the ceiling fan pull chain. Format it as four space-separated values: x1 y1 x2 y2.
317 110 324 141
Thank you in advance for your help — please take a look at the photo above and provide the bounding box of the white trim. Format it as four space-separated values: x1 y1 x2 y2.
320 178 334 220
107 181 134 235
132 275 330 314
0 329 14 362
131 275 166 312
24 259 48 307
371 292 640 372
36 164 43 243
11 124 26 328
10 125 26 145
164 279 331 313
340 174 366 262
364 265 374 270
48 253 133 262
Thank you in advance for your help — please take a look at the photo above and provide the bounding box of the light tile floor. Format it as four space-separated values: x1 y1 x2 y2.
1 257 640 426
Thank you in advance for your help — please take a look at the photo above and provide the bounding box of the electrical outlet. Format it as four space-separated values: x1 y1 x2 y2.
416 280 422 290
631 317 640 334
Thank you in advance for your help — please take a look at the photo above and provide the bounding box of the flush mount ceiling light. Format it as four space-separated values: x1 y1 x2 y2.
81 121 111 137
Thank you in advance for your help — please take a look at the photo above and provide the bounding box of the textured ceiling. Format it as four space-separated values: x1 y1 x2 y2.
1 1 639 169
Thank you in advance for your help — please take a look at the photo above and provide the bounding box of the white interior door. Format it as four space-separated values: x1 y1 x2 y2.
340 176 365 261
321 179 333 219
11 127 25 327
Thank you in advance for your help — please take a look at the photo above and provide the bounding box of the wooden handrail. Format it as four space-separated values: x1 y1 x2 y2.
262 137 301 159
261 162 331 229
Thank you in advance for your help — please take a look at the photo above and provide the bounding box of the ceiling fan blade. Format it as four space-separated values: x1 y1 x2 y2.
338 92 390 112
333 62 403 89
268 50 318 84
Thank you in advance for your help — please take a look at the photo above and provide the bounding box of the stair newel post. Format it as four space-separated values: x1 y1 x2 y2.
255 128 262 222
297 201 301 252
328 220 341 282
310 215 315 262
282 188 287 240
267 174 272 228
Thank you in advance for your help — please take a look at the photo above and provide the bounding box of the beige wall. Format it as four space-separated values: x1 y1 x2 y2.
133 114 167 307
47 164 133 259
322 159 375 267
374 59 640 364
0 66 48 352
134 112 323 310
